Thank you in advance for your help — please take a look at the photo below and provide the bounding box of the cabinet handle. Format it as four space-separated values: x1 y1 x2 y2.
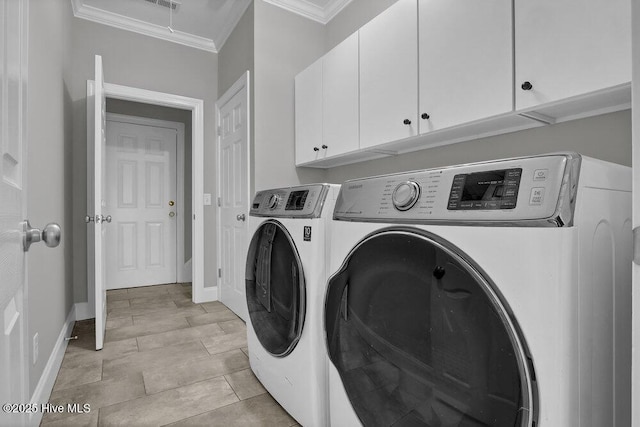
421 113 430 120
321 145 328 149
313 147 319 152
403 119 411 125
521 81 533 91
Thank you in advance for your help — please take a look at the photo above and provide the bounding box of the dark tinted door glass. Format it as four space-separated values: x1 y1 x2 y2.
246 221 305 357
325 231 533 426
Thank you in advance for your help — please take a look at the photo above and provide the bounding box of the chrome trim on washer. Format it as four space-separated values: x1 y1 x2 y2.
250 184 331 219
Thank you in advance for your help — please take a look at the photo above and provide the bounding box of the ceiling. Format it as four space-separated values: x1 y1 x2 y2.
71 0 354 53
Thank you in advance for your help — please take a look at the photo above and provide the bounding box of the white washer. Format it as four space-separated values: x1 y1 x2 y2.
324 153 631 426
245 183 340 427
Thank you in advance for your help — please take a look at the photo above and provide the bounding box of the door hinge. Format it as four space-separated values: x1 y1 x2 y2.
218 268 222 278
217 197 221 207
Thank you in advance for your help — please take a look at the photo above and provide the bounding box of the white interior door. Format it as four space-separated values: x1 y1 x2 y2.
87 55 107 351
105 120 178 289
0 0 29 423
217 72 250 321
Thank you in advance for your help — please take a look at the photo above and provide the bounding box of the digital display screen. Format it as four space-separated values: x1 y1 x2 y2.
285 190 308 211
448 168 521 210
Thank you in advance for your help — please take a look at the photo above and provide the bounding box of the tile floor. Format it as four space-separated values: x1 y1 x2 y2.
42 283 298 427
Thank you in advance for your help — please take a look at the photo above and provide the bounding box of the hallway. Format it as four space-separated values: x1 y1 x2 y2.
41 284 297 426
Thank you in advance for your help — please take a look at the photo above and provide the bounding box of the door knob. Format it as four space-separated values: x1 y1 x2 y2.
23 220 61 252
236 214 246 222
169 200 175 206
85 214 111 224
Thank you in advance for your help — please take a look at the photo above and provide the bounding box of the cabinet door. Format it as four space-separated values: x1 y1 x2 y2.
323 32 359 158
295 58 323 165
419 0 512 134
515 0 631 110
359 0 418 149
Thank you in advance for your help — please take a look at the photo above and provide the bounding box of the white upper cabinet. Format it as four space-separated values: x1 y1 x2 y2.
323 32 359 159
359 0 418 149
419 0 513 133
295 57 323 165
515 0 631 111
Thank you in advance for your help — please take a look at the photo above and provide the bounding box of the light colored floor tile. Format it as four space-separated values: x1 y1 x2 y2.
240 347 249 357
225 368 266 400
102 341 209 380
105 316 189 343
136 323 226 352
218 319 246 334
132 305 206 325
62 338 139 369
107 289 128 296
143 349 250 394
126 285 170 298
129 293 190 307
52 359 103 392
42 374 146 424
164 393 297 427
186 308 239 327
100 377 239 427
41 411 99 427
201 332 247 356
201 301 229 313
106 316 133 330
107 300 178 319
106 299 130 309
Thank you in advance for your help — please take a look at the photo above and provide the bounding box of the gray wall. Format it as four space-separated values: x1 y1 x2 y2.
218 2 255 195
70 17 219 301
106 99 193 263
27 0 74 393
326 111 632 183
253 0 326 190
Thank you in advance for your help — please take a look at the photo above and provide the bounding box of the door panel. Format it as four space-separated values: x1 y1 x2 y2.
0 0 28 422
106 120 177 288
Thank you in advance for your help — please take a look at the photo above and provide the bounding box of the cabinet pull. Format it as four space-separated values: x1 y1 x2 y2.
421 113 430 120
321 145 328 149
403 119 412 125
313 147 320 152
521 81 533 91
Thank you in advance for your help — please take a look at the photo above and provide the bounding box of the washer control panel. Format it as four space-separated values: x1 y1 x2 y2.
251 184 330 218
334 154 579 225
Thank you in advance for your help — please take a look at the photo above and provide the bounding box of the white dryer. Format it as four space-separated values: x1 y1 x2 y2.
324 153 631 426
245 183 340 427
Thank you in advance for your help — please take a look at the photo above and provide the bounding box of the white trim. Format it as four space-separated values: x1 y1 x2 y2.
262 0 354 24
216 71 250 317
86 81 207 305
71 0 217 53
214 0 253 51
200 285 219 303
105 112 189 283
28 306 76 427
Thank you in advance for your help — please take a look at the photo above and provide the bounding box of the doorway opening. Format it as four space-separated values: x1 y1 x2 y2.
105 100 192 288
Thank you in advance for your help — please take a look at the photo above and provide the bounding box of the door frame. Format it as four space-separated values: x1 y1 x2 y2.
87 82 206 303
105 113 189 284
215 71 251 304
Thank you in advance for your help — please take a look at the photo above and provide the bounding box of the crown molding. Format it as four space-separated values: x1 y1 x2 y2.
262 0 353 24
70 0 217 53
214 0 252 51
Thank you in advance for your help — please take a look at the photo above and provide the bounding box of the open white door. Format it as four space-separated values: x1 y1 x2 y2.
87 55 108 351
217 72 250 321
0 0 29 424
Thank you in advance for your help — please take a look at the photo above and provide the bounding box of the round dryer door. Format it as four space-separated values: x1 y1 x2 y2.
245 220 305 357
325 229 537 427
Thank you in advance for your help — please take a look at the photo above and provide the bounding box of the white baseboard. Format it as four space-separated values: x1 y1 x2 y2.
74 302 93 321
193 285 218 304
28 305 76 426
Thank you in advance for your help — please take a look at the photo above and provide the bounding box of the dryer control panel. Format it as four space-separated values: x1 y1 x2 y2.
250 184 331 218
334 153 581 227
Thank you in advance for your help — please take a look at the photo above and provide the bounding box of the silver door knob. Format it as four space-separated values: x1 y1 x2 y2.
236 214 246 222
104 215 112 223
23 220 61 252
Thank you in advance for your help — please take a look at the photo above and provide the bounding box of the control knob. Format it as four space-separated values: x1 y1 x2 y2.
392 181 421 211
267 194 280 210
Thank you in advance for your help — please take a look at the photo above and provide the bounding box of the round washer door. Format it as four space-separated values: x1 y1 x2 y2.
245 220 305 357
325 229 536 426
